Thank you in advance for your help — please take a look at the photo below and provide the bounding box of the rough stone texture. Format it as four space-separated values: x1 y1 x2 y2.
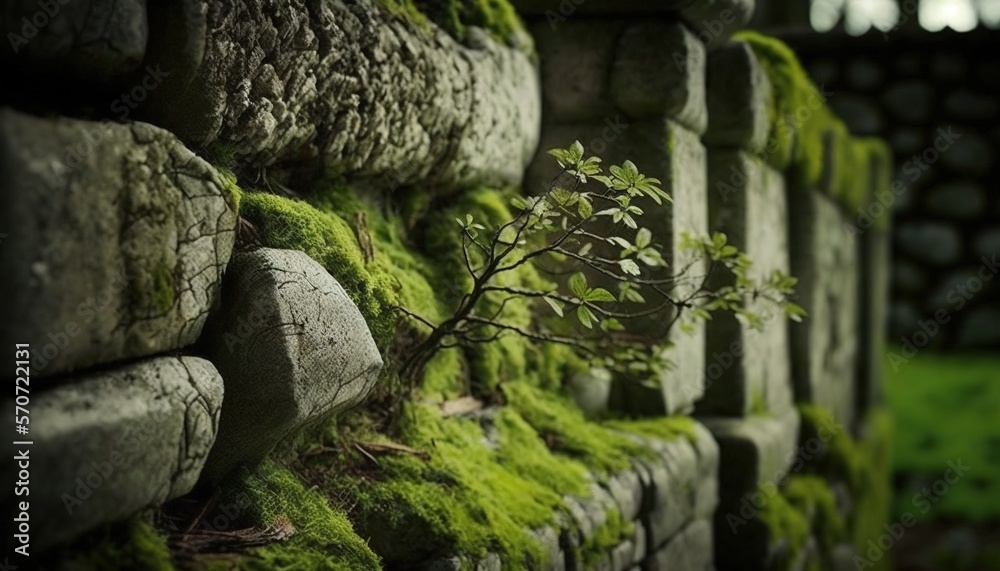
699 151 793 416
701 410 801 571
531 19 626 124
0 0 146 83
923 181 986 219
527 119 708 415
705 40 772 153
643 518 713 571
612 22 707 134
139 0 540 192
787 189 859 427
199 248 382 482
567 367 613 418
857 226 891 415
678 0 756 49
0 108 238 382
940 132 993 175
3 356 223 550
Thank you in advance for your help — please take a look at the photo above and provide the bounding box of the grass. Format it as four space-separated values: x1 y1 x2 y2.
884 352 1000 522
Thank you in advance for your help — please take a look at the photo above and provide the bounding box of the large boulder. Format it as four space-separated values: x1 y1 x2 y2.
199 248 383 482
3 356 224 550
0 108 238 382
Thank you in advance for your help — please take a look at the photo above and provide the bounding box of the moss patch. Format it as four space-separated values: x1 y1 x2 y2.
376 0 528 48
152 263 175 314
758 488 811 569
784 475 845 552
36 515 174 570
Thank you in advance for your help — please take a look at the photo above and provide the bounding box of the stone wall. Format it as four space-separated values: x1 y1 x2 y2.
782 28 1000 350
1 1 893 570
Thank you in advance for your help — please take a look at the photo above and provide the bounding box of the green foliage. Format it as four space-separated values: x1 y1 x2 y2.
376 0 528 48
734 31 890 214
885 352 1000 521
404 141 802 390
852 409 894 571
152 263 175 314
206 460 381 570
784 476 846 551
758 489 811 568
37 515 174 570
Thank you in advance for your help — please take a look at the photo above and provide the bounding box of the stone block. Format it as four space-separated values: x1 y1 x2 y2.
604 468 644 522
635 433 710 549
697 151 793 416
690 422 721 519
612 22 707 134
0 108 238 382
0 0 146 83
139 0 540 192
527 119 707 415
857 225 890 414
199 248 382 481
787 189 859 427
705 41 771 153
532 19 626 122
679 0 755 49
643 518 713 571
2 356 223 549
567 367 613 418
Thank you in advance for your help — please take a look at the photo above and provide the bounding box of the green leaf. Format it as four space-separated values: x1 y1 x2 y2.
543 296 564 317
569 272 588 298
619 259 641 276
577 198 593 219
586 288 616 302
635 228 652 248
577 305 594 328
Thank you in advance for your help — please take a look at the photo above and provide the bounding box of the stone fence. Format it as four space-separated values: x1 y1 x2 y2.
1 1 893 570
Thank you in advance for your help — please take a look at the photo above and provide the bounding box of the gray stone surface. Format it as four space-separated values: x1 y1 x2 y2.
700 151 792 416
679 0 756 49
787 189 859 427
923 181 987 219
612 22 707 134
0 0 146 82
531 526 565 571
705 40 772 153
526 119 707 415
892 259 926 293
567 367 613 418
896 222 962 266
858 227 891 414
690 422 721 520
140 0 540 192
890 128 924 154
199 248 382 481
882 82 933 124
604 468 644 523
4 356 223 550
0 108 238 382
475 553 501 571
532 19 625 123
643 518 713 571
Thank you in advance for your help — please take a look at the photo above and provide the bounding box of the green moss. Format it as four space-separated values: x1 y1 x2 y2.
152 263 175 314
579 508 634 566
39 515 174 570
784 475 845 551
798 404 864 493
218 168 243 214
758 489 810 569
376 0 528 49
852 409 894 571
734 31 891 215
202 459 380 570
605 415 697 444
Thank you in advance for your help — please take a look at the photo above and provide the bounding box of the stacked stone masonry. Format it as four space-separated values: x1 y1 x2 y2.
0 0 894 569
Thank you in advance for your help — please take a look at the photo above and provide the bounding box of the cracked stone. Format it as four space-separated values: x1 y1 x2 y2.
3 356 223 550
198 248 382 482
0 108 238 382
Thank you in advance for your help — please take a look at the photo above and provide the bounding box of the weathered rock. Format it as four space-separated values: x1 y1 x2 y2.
787 189 859 426
882 82 933 124
0 108 238 382
643 518 713 571
199 248 382 481
139 0 540 192
896 222 962 266
634 434 708 549
532 19 626 123
705 41 772 153
924 181 987 219
892 259 926 293
612 22 707 134
475 553 501 571
678 0 756 49
530 526 565 571
690 422 721 520
857 226 891 414
700 151 793 416
527 119 707 415
604 468 644 523
3 356 223 550
0 0 146 83
567 367 613 418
